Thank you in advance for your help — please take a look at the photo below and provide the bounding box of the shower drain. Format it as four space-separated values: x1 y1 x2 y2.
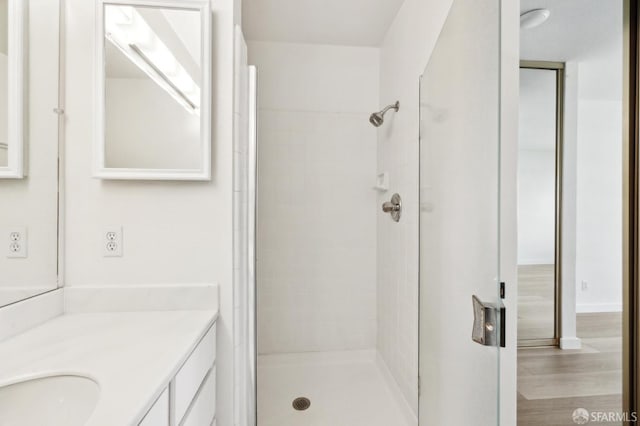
292 397 311 411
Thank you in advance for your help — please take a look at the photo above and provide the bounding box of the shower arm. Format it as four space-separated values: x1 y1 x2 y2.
379 101 400 115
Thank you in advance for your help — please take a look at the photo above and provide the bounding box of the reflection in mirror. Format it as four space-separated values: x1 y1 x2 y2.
97 1 211 180
517 67 559 342
0 0 60 307
0 0 7 168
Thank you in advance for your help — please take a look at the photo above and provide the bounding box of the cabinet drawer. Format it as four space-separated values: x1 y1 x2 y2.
139 387 169 426
181 367 216 426
173 324 216 424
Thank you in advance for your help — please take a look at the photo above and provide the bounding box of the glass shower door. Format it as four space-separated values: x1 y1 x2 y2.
418 0 502 424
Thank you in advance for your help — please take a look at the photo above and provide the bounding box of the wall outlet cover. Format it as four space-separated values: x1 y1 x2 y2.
6 227 27 258
103 227 123 257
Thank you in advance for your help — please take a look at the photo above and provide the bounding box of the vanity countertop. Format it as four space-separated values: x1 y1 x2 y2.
0 310 218 425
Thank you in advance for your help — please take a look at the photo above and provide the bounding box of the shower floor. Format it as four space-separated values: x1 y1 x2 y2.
257 350 413 426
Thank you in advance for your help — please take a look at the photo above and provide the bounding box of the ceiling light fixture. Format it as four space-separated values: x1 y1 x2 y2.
104 5 200 114
520 8 551 30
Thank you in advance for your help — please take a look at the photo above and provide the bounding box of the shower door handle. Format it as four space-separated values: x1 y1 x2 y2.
471 295 505 348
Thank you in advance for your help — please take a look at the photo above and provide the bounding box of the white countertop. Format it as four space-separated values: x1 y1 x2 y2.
0 310 218 426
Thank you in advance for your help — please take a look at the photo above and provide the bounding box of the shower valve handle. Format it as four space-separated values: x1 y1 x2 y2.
382 201 400 213
382 193 402 222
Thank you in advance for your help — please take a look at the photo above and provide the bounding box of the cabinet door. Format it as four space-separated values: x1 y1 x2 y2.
174 325 216 424
139 388 169 426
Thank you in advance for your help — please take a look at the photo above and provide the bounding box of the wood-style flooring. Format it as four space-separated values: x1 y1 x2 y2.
517 312 622 425
518 264 555 341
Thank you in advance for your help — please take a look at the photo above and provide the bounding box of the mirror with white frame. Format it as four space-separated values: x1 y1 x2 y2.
95 0 211 180
0 0 61 307
0 0 24 178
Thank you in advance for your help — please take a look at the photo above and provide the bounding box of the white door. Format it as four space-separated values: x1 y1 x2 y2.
419 0 502 424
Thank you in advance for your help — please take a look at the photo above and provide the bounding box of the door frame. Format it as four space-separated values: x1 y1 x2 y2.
517 61 565 348
623 0 639 417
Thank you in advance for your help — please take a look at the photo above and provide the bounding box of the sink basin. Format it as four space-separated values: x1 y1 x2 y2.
0 375 100 426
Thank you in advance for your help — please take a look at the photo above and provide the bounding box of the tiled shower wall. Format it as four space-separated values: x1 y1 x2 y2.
249 41 379 354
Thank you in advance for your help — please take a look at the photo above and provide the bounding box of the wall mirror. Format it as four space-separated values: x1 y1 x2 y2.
0 0 24 179
0 0 61 307
95 0 211 180
517 63 563 346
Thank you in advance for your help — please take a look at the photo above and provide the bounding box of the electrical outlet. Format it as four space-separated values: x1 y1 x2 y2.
581 280 588 291
6 227 27 258
103 227 123 257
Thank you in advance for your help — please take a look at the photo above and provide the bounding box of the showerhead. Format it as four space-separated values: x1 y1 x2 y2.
369 101 399 127
369 112 384 127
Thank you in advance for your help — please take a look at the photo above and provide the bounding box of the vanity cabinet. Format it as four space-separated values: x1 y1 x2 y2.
140 388 170 426
139 324 217 426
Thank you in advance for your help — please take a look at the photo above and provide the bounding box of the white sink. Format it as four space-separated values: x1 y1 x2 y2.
0 375 100 426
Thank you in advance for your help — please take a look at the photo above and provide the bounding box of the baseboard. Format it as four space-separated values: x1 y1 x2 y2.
559 337 582 350
576 303 622 313
375 352 418 426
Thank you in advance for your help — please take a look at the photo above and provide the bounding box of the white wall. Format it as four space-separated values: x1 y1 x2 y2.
557 62 581 348
377 0 453 417
63 0 238 425
248 41 379 354
232 26 256 426
0 0 59 305
572 18 623 313
575 98 622 312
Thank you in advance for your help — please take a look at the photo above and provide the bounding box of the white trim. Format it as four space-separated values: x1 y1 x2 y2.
559 337 582 350
57 0 66 289
375 353 418 426
93 0 212 181
576 303 623 313
560 61 580 362
246 64 257 426
0 0 25 179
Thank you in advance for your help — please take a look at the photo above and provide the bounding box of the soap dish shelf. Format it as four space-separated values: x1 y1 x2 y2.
373 172 389 192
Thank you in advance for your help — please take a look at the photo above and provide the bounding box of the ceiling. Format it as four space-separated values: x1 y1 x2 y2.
241 0 406 46
520 0 622 100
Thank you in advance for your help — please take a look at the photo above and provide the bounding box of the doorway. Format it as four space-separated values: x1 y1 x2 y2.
517 0 626 423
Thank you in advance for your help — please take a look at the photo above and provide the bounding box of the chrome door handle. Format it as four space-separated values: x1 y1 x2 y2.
382 193 402 222
472 295 505 347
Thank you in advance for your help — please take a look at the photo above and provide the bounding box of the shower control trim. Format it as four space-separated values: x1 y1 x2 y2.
382 193 402 222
